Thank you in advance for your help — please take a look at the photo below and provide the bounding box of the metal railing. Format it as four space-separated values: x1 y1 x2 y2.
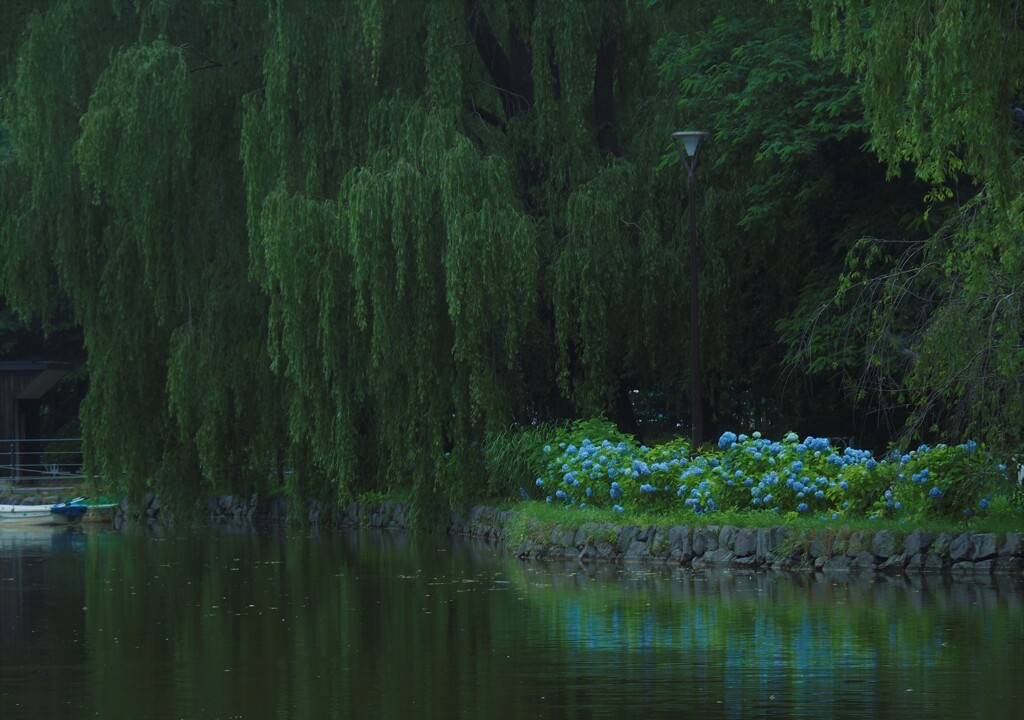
0 438 84 485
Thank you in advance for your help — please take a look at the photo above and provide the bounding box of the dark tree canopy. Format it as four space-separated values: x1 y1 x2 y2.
1 0 1018 513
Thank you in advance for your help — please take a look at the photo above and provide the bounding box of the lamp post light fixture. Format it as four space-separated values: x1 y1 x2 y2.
672 130 709 448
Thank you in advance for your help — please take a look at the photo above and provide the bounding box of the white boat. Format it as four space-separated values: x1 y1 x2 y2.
0 497 88 525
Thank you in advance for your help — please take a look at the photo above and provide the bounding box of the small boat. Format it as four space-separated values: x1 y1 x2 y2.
0 497 89 525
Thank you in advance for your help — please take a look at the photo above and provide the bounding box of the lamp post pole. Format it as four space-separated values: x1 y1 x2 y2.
672 130 709 448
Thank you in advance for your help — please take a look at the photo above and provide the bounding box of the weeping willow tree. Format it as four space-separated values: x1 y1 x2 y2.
241 0 706 508
4 0 947 512
0 0 701 510
0 1 287 505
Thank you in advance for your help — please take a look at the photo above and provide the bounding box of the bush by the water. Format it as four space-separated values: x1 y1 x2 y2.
516 419 1018 524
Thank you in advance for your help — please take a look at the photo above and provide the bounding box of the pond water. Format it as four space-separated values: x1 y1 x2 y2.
1 525 1022 719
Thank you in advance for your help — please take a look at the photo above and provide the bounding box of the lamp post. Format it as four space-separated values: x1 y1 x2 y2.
672 130 709 448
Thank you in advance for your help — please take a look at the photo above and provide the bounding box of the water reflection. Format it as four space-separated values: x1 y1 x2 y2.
0 527 1021 720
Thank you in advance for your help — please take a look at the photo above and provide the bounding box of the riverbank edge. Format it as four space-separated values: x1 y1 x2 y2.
114 493 1024 577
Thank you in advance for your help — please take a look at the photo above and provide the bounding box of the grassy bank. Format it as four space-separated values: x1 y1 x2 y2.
478 419 1023 535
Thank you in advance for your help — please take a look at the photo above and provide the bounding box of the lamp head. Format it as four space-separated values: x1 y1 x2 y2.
672 130 708 158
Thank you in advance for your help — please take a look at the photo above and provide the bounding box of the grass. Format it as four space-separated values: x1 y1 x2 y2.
500 499 1024 536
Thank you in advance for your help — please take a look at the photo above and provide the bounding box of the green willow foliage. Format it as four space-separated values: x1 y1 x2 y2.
801 0 1024 451
242 0 692 509
1 1 285 505
0 0 703 511
805 0 1024 198
1 0 1017 514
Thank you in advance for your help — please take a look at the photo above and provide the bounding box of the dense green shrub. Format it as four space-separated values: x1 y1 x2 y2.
517 422 1017 525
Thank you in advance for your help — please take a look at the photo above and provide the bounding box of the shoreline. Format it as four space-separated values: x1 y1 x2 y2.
110 494 1024 578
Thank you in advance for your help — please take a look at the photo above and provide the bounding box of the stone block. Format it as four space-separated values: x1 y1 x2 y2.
668 526 692 558
948 533 972 562
923 553 945 572
624 540 649 561
851 550 878 570
618 525 639 549
692 526 720 556
972 559 995 574
808 537 826 560
994 556 1024 573
998 532 1022 557
733 529 757 558
846 531 867 556
719 525 737 551
820 556 852 572
648 528 670 558
871 530 898 558
756 528 780 562
971 533 997 561
594 540 616 561
878 553 908 574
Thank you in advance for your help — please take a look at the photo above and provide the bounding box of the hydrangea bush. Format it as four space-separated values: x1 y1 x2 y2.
522 420 1013 523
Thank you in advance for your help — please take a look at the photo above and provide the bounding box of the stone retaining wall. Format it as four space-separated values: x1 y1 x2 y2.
116 495 1024 576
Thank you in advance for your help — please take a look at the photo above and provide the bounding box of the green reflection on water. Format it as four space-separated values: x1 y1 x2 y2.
1 527 1022 720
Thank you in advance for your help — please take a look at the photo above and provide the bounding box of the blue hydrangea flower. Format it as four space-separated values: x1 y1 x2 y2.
718 431 738 449
612 504 624 513
929 486 943 500
535 478 544 487
632 460 651 476
796 502 809 513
